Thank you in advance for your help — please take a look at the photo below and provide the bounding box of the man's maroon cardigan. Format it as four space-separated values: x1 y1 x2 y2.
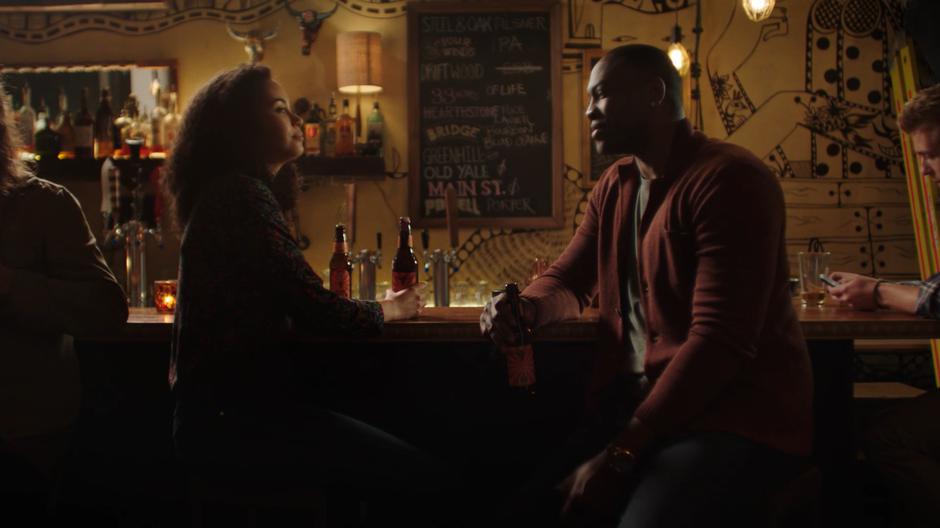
524 120 813 456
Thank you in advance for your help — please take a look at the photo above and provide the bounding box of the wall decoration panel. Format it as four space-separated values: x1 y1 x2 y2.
1 0 923 295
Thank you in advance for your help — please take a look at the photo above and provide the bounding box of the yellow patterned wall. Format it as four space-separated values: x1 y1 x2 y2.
0 0 917 300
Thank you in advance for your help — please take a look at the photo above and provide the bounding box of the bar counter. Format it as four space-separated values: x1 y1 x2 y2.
74 302 940 524
113 302 940 343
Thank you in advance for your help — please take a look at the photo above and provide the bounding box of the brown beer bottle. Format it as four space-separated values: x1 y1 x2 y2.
391 217 418 292
501 282 536 395
329 224 352 298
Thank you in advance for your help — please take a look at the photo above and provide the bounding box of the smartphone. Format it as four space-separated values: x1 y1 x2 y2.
818 274 839 288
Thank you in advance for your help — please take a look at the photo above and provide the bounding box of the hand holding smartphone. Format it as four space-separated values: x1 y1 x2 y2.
818 274 839 288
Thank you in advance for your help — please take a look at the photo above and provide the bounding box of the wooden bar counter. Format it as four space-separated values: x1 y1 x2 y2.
77 301 940 524
114 302 940 343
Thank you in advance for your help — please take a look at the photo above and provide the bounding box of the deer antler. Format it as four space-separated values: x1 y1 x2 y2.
226 23 248 42
262 23 280 41
284 0 302 18
316 2 339 21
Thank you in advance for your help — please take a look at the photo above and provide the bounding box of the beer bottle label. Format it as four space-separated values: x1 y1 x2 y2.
504 344 536 388
392 271 417 292
330 270 351 298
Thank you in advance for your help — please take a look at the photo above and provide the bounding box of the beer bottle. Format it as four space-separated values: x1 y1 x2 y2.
500 282 536 395
335 99 355 156
93 89 115 159
329 224 352 298
303 103 323 156
74 88 95 159
391 217 418 292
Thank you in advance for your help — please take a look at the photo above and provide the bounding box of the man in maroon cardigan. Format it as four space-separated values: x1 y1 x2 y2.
482 44 813 526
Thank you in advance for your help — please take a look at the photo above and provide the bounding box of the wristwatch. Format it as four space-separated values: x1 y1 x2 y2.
605 444 636 474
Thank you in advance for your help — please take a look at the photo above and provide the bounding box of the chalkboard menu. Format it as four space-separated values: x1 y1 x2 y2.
408 2 563 228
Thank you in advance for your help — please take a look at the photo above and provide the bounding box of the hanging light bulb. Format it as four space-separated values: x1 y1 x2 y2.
668 24 691 76
742 0 776 22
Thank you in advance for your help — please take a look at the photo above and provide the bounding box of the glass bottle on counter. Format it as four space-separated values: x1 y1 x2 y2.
335 99 355 156
162 90 181 154
391 217 418 292
17 84 35 152
321 93 338 157
34 98 61 160
366 101 384 157
74 88 95 159
94 89 115 159
499 282 537 395
329 224 353 298
304 103 323 156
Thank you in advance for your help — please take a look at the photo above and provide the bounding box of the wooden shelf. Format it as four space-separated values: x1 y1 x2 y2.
295 154 385 181
24 156 164 182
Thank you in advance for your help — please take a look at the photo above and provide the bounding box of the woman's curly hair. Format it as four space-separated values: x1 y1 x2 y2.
0 79 32 195
162 64 300 231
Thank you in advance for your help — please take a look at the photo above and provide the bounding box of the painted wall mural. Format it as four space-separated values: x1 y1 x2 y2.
0 0 921 295
0 0 406 44
456 0 920 293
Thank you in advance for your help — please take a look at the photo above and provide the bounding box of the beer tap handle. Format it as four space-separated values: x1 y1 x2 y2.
445 186 459 249
374 232 382 268
421 228 431 274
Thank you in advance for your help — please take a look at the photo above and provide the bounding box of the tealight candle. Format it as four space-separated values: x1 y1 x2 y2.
154 279 178 314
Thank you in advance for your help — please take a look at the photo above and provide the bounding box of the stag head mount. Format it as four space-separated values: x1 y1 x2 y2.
227 23 279 64
285 0 339 56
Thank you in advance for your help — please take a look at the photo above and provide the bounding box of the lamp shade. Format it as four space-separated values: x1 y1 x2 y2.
742 0 775 22
337 31 382 95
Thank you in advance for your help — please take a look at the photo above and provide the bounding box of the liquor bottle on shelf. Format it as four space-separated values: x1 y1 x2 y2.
114 95 145 156
57 109 76 159
391 217 418 292
138 105 154 152
150 93 168 153
33 98 61 160
498 282 537 395
366 100 384 157
34 96 48 136
74 88 95 159
94 89 115 159
17 84 35 152
321 93 338 157
329 224 353 298
53 86 68 131
335 99 355 156
162 90 181 154
303 103 323 156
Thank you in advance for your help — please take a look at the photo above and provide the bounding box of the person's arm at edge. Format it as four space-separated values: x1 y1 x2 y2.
241 178 384 336
0 187 128 337
520 172 607 328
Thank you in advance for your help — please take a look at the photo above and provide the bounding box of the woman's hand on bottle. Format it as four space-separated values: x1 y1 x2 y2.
380 283 427 321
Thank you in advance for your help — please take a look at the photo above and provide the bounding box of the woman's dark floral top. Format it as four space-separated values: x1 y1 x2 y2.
168 173 383 414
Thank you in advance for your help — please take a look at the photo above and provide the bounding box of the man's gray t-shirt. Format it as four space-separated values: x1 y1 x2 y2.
623 176 650 374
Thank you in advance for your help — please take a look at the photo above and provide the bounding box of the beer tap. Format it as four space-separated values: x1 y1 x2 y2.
421 228 431 275
100 139 163 308
424 188 459 306
354 231 383 300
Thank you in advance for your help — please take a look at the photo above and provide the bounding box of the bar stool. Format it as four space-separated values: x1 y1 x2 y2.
767 465 822 528
186 467 327 528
